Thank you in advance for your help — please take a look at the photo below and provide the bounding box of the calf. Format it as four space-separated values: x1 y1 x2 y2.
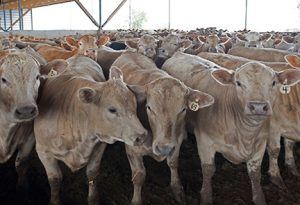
112 48 214 204
34 56 148 205
162 52 300 205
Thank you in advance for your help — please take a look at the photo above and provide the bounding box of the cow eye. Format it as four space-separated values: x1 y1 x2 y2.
108 107 117 114
180 107 187 114
79 42 83 46
272 81 276 87
36 74 41 80
236 81 241 87
1 77 7 84
146 105 152 112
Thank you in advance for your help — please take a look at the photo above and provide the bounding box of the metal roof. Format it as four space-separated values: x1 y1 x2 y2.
0 0 74 10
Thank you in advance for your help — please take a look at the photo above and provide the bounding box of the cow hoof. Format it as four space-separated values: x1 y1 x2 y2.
270 176 288 192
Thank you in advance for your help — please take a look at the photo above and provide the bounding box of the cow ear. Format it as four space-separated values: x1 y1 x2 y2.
109 66 123 81
127 85 147 103
197 36 206 44
179 39 192 51
285 54 300 68
78 87 97 103
65 36 78 47
276 69 300 86
211 69 235 85
125 39 138 49
97 35 110 46
186 88 214 111
40 59 68 77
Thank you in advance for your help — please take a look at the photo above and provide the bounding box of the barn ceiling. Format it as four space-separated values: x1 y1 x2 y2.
0 0 74 10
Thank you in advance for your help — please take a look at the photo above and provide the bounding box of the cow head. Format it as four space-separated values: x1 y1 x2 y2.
129 78 214 156
212 62 300 120
65 35 110 61
0 53 41 122
78 66 148 146
126 34 158 59
157 34 192 59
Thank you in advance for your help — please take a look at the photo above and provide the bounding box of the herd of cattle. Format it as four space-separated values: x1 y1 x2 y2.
0 28 300 205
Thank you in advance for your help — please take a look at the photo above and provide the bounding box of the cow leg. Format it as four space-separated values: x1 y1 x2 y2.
15 133 35 191
37 152 62 205
125 145 146 205
167 144 185 204
267 134 287 190
86 142 107 205
195 131 216 205
247 141 267 205
284 139 300 177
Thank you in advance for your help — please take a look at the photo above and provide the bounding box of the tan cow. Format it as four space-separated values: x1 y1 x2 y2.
228 46 292 62
265 54 300 190
0 52 42 191
112 50 214 205
34 56 148 205
195 34 228 54
35 35 109 62
162 52 300 205
197 52 294 71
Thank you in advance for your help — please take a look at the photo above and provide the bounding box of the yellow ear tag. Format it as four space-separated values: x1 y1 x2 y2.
189 101 200 111
280 79 291 95
48 69 58 77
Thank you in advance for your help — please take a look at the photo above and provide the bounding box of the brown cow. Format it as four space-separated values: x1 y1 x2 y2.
0 52 42 191
112 50 214 205
228 46 292 62
35 35 109 62
34 56 148 205
162 52 300 205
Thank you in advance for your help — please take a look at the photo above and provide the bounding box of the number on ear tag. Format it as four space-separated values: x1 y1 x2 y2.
48 69 58 77
189 101 200 111
280 85 291 94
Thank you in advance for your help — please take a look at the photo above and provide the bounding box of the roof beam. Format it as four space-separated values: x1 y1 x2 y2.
101 0 127 28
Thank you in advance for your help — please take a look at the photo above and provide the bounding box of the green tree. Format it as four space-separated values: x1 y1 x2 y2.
131 10 147 29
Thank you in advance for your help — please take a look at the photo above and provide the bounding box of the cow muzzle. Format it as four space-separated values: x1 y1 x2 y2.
245 101 272 116
84 49 97 60
153 143 176 157
14 104 38 120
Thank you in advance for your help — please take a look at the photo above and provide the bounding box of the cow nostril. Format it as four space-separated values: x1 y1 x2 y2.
249 104 255 111
263 104 269 112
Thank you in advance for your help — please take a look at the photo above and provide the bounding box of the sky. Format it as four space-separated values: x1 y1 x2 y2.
31 0 300 31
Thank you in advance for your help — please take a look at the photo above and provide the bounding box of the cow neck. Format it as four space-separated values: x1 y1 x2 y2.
0 111 18 162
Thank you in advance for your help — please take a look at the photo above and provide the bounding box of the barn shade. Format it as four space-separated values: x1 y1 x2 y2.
0 0 74 10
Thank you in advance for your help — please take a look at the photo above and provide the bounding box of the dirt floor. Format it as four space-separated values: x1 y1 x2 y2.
0 136 299 205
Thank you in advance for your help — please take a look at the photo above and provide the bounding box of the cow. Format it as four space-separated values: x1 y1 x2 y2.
155 34 192 68
197 52 294 71
34 56 148 205
195 34 228 54
265 54 300 190
228 46 292 62
0 51 42 192
162 51 300 205
112 41 214 204
34 35 109 62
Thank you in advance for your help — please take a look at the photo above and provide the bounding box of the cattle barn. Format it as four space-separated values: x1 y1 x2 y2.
0 0 299 205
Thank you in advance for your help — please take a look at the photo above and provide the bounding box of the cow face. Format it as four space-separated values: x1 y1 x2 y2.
65 35 110 61
130 78 214 156
157 34 192 59
78 66 148 146
126 35 158 59
0 53 40 122
212 62 300 120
